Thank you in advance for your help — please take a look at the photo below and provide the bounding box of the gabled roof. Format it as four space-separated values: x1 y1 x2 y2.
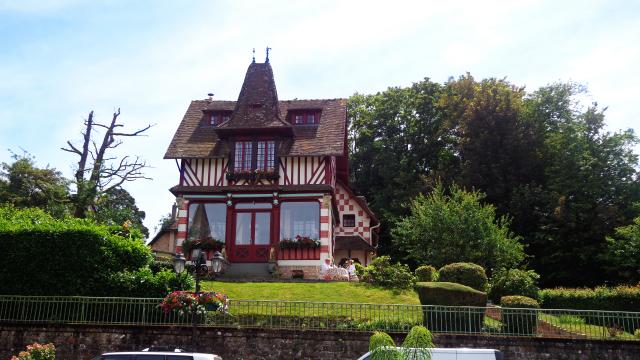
164 61 347 159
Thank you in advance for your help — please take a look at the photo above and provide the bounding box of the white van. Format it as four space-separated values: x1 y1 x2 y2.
357 347 502 360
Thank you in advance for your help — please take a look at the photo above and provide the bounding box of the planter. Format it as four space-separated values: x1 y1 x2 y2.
278 247 321 260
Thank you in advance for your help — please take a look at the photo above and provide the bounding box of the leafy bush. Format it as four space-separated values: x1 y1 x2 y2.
11 342 55 360
438 262 488 291
391 184 525 271
415 265 437 282
500 295 539 335
361 256 415 289
402 325 434 348
369 331 400 360
150 258 175 274
0 205 156 296
369 331 396 351
635 329 640 339
415 282 487 332
107 269 193 298
355 263 366 278
489 268 540 303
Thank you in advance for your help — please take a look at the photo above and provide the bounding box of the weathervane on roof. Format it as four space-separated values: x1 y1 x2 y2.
266 46 272 63
252 48 255 63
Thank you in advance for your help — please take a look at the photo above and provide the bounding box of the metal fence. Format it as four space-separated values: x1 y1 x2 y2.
0 296 639 341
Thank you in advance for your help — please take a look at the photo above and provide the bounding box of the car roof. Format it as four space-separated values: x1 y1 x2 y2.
101 352 216 356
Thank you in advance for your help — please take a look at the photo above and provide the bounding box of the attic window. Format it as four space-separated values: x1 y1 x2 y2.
343 214 356 228
290 110 320 125
206 112 231 126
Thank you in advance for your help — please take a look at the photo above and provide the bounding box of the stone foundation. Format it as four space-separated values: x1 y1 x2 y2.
276 265 321 279
2 324 640 360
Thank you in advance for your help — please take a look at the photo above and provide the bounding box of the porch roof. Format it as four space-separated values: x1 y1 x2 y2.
334 235 374 251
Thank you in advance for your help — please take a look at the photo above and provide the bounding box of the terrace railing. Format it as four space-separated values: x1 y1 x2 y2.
0 296 638 341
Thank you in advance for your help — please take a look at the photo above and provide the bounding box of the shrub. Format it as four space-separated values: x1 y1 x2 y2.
355 263 366 278
369 331 400 360
108 269 194 298
540 285 640 312
11 342 55 360
501 295 539 335
0 205 154 296
438 262 488 291
489 268 540 303
415 282 487 332
402 325 434 349
150 258 175 274
361 256 415 289
635 329 640 339
540 285 640 333
415 265 437 282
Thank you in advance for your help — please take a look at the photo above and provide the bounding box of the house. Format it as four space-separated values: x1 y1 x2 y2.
163 56 379 278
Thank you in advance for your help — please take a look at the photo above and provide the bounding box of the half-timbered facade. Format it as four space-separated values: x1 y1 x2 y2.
163 59 378 278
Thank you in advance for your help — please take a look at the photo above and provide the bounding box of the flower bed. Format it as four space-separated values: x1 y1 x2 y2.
160 291 228 316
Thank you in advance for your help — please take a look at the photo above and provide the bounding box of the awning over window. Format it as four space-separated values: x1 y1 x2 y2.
334 235 374 251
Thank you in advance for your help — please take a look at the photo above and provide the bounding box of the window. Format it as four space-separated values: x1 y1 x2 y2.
291 111 320 125
343 214 356 228
233 140 275 172
205 112 231 126
188 203 227 242
234 141 252 171
280 202 320 240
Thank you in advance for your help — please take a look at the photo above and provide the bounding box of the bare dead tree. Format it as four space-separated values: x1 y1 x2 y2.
62 109 152 218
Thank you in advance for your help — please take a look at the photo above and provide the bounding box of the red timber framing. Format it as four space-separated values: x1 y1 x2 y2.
180 158 228 187
279 156 331 185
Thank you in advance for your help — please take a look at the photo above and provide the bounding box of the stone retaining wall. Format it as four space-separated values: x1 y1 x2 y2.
1 324 639 360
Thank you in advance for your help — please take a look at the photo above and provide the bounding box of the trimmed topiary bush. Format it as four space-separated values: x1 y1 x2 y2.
361 256 415 289
401 325 434 359
415 265 437 282
415 282 487 332
501 295 539 335
489 268 540 303
369 331 400 360
438 262 488 291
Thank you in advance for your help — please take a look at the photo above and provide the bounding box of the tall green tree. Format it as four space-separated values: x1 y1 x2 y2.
0 153 70 218
392 183 525 272
605 216 640 284
91 187 149 237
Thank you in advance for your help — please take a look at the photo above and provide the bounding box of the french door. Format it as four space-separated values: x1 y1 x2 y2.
231 208 272 262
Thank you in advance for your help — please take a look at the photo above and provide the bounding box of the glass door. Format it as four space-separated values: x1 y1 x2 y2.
231 204 272 262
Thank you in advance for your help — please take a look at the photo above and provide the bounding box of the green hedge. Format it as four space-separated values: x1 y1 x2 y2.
415 282 486 332
362 256 415 289
500 295 539 335
540 286 640 312
415 265 437 282
438 262 488 291
540 286 640 333
0 206 190 296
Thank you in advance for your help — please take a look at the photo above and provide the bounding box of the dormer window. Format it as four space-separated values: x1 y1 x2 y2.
290 110 320 125
205 112 231 126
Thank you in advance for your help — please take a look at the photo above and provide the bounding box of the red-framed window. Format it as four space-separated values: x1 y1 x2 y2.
234 141 252 171
206 112 231 126
290 110 320 125
234 140 276 172
343 214 356 228
257 140 276 170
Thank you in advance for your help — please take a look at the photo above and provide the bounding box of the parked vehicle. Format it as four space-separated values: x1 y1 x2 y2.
357 347 502 360
92 347 222 360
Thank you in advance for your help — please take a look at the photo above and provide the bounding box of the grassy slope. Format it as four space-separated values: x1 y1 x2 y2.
201 281 420 304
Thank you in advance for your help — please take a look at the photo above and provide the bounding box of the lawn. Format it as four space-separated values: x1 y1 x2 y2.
539 313 637 340
201 281 420 304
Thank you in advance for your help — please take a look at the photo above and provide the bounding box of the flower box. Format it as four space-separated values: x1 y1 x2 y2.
226 169 279 182
278 247 321 260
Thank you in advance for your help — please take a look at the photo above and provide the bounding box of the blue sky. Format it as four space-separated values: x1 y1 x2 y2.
1 0 639 236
